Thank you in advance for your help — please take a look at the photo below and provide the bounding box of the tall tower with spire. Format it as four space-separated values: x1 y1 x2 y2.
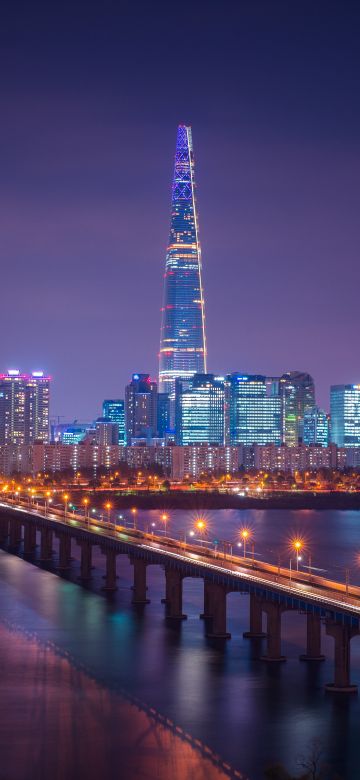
159 125 206 399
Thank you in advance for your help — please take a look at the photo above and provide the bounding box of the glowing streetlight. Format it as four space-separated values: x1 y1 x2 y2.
63 493 69 520
44 490 51 515
83 497 89 522
131 507 137 529
105 501 112 522
161 513 169 535
292 539 303 571
195 518 207 545
184 529 195 546
240 528 250 558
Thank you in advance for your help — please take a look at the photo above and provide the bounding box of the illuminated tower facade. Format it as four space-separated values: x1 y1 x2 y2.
159 125 206 400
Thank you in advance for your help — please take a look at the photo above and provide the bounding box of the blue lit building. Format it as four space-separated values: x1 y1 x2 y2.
61 427 87 445
175 374 225 445
159 125 206 400
303 406 329 447
157 392 170 438
330 384 360 447
225 374 282 446
102 399 125 445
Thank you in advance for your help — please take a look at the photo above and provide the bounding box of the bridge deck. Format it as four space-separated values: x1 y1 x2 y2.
1 498 359 626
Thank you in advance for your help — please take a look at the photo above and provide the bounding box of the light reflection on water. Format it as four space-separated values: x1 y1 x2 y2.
0 508 360 779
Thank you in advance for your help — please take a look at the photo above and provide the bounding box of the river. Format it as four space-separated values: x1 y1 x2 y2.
0 508 360 780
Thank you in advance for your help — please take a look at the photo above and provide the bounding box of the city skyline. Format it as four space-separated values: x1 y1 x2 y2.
1 3 359 420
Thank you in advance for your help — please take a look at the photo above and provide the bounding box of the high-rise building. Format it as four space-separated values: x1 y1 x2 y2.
175 374 225 445
102 400 125 445
157 392 170 438
303 406 329 447
225 374 282 446
159 125 206 401
279 371 315 446
330 384 360 447
0 370 50 445
125 374 157 444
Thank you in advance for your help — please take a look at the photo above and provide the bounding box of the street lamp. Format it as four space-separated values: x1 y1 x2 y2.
131 507 137 529
83 497 89 523
63 494 69 520
240 528 250 558
45 490 51 516
184 529 195 547
195 519 206 545
105 502 112 523
292 539 303 571
161 512 169 535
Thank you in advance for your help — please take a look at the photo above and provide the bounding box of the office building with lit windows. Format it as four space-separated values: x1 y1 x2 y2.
303 406 329 447
102 399 125 445
175 374 225 445
159 125 206 401
225 374 281 446
279 371 315 445
157 392 170 437
0 370 50 445
330 384 360 447
95 417 119 446
125 374 157 444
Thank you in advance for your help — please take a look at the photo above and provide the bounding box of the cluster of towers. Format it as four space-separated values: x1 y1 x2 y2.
2 126 358 456
102 125 359 452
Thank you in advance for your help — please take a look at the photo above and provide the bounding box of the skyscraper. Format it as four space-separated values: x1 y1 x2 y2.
159 125 206 401
0 370 50 445
125 374 157 444
330 384 360 447
224 374 282 446
102 400 125 445
303 406 329 447
279 371 315 446
175 374 225 445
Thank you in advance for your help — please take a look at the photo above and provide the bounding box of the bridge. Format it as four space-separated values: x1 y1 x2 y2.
0 497 359 694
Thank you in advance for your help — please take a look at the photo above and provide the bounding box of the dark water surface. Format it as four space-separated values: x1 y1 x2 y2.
1 508 360 780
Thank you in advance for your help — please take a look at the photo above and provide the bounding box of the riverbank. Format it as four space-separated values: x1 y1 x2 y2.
71 490 360 511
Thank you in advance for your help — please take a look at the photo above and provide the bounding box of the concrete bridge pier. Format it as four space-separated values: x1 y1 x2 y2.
39 528 53 561
24 524 36 555
243 594 267 638
325 622 359 693
102 549 118 591
300 613 325 662
9 519 22 548
0 518 9 543
161 565 171 605
260 602 286 662
57 534 71 570
206 583 231 639
131 558 150 604
79 540 93 580
165 569 187 620
200 579 214 620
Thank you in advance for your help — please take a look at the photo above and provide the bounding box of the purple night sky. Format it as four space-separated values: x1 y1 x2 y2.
1 1 359 420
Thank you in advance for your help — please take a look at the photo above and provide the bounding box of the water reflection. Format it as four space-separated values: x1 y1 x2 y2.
1 509 360 779
0 620 240 780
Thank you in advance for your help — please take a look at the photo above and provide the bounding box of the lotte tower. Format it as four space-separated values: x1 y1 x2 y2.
158 125 207 399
